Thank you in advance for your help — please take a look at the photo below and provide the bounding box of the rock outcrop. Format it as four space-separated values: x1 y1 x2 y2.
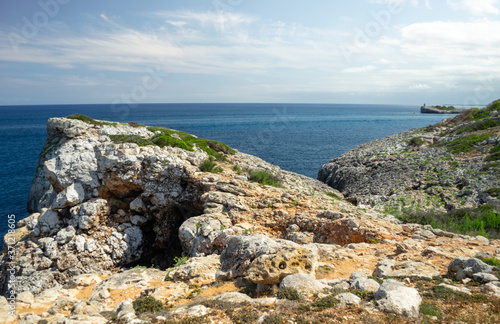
319 100 500 213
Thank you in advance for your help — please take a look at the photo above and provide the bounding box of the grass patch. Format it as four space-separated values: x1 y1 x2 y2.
309 295 338 311
420 302 441 318
109 125 234 160
424 285 489 303
457 119 500 134
132 296 164 314
396 205 500 239
442 133 493 154
67 114 118 127
246 169 283 188
200 156 223 173
232 164 242 174
481 257 500 267
469 100 500 121
277 287 301 300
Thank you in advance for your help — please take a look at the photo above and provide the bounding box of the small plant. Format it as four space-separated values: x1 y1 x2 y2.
231 308 260 323
173 256 189 267
132 296 164 314
164 269 174 281
291 201 299 206
130 265 147 269
263 314 286 324
246 168 283 187
409 137 425 147
310 295 338 311
277 287 301 300
232 164 242 174
186 284 201 299
482 257 500 267
200 156 223 173
196 221 202 231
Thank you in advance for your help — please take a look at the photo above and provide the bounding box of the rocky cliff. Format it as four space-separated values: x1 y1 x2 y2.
1 114 500 324
420 105 466 114
319 101 500 216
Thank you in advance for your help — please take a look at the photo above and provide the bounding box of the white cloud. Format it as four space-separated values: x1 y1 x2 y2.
447 0 500 15
410 84 431 89
342 66 376 73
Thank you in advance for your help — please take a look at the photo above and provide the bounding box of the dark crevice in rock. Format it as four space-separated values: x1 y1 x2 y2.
128 201 205 270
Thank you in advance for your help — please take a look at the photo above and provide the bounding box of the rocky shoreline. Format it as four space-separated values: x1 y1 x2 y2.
1 113 500 323
319 102 500 215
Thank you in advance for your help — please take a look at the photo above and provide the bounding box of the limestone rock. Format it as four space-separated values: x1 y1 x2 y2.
473 272 499 284
217 234 317 285
373 260 440 279
335 292 362 306
173 255 221 286
52 182 85 209
374 279 422 318
178 213 232 256
349 272 380 293
279 273 329 298
213 292 253 304
448 257 495 281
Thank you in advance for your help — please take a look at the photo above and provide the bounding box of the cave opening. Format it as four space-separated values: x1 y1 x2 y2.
128 201 205 270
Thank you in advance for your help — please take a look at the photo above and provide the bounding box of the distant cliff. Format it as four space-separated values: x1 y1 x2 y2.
421 105 466 114
319 100 500 214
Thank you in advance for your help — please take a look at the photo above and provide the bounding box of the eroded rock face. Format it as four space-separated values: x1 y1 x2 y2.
217 234 318 284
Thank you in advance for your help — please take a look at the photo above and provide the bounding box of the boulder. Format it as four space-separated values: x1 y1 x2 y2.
374 279 422 318
473 272 499 284
335 292 362 306
349 272 380 293
447 257 495 281
373 260 440 279
178 213 232 256
217 234 318 285
279 273 330 298
173 254 221 286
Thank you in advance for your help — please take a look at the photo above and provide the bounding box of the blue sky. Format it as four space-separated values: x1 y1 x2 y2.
0 0 499 105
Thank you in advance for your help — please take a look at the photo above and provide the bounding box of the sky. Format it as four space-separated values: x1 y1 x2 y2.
0 0 499 105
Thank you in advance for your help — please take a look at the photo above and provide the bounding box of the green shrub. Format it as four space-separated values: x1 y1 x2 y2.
200 156 223 173
263 314 286 324
247 169 282 187
485 152 500 162
232 164 242 174
132 296 164 314
277 287 300 300
409 137 425 147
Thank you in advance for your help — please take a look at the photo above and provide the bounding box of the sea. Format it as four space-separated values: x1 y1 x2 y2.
0 103 448 246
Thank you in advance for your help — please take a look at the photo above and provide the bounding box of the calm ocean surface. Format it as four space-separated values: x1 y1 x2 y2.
0 103 447 245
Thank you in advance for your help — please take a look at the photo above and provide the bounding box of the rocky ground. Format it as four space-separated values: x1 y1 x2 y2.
1 114 500 323
319 101 500 216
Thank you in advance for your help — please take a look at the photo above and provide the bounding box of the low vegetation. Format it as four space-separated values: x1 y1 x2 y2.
433 105 457 111
132 296 165 314
408 137 425 147
199 156 223 173
67 114 118 127
396 205 500 238
442 133 493 154
246 168 283 188
106 124 235 161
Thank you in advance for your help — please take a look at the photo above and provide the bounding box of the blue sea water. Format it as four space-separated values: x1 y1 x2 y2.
0 103 447 245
